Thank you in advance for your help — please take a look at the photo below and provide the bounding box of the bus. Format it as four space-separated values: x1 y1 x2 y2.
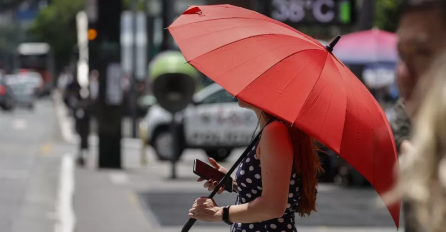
14 42 54 96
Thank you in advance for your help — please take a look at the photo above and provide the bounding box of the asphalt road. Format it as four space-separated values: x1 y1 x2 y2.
139 186 402 228
0 98 69 232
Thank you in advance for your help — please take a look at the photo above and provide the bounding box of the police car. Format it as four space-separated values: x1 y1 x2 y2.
139 83 258 161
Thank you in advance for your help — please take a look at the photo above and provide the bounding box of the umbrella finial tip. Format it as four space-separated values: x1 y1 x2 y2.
325 35 342 53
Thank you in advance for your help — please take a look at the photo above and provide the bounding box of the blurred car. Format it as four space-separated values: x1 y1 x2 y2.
139 83 258 161
15 70 43 96
0 73 16 111
5 74 36 110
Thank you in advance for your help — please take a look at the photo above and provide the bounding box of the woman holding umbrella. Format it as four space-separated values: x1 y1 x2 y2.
171 4 401 231
193 100 323 231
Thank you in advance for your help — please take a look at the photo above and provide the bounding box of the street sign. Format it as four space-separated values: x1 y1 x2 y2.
106 63 123 105
269 0 356 25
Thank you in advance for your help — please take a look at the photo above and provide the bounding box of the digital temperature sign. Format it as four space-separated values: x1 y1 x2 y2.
269 0 356 25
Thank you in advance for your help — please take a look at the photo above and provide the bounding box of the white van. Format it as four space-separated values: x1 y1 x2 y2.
139 83 258 161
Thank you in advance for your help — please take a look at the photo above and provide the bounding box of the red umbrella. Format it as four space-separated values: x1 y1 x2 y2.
169 4 400 228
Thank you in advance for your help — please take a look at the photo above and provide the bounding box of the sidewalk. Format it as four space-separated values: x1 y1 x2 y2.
72 146 400 232
54 92 401 232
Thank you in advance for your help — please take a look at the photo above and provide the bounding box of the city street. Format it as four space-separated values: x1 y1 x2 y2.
0 98 74 232
54 96 402 232
0 96 403 232
0 0 433 232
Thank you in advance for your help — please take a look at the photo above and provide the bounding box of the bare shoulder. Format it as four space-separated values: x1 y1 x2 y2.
259 121 292 159
263 121 289 138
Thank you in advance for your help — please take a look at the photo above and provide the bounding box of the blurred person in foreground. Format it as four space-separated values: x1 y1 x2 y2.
393 0 446 154
390 0 446 230
387 50 446 232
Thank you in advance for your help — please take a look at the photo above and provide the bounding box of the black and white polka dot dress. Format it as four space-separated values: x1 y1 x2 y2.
232 139 300 232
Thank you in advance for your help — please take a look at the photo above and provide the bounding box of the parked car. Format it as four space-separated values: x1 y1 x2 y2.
5 74 36 110
0 73 15 111
139 83 258 161
16 71 43 96
14 69 46 97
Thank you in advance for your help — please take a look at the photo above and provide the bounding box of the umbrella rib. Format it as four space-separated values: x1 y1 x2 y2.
233 48 325 96
170 16 267 28
171 17 322 47
333 59 383 186
189 33 323 64
291 52 329 124
172 11 321 46
170 16 295 34
318 81 335 136
278 51 328 94
262 51 328 121
331 57 349 155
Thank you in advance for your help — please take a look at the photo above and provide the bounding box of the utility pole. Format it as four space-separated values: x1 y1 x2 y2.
89 0 123 169
160 0 175 52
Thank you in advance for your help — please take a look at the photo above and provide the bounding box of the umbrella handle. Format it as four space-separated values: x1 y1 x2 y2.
181 219 197 232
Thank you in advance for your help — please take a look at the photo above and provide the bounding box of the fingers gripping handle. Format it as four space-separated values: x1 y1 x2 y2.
181 135 259 232
181 118 273 232
181 172 230 232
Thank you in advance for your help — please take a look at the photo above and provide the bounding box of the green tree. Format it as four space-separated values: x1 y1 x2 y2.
374 0 403 32
29 0 84 71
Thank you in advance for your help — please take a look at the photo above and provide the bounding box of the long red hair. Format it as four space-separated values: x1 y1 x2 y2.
288 126 324 217
264 113 323 217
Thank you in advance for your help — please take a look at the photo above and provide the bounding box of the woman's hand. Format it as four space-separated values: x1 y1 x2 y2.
189 197 222 222
197 158 228 194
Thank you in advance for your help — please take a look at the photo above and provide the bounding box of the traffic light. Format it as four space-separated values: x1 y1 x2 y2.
88 28 98 41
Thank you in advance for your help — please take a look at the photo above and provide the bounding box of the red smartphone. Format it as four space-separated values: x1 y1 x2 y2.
193 159 234 192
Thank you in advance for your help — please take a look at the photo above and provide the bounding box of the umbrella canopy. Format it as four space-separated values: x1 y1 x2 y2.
169 5 400 228
332 29 398 64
